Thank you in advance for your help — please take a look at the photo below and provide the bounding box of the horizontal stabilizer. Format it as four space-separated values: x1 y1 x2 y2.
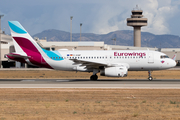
5 53 30 59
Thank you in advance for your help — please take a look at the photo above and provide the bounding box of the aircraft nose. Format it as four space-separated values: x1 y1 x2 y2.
171 60 176 67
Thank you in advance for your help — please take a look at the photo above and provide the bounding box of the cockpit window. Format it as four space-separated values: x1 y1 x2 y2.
160 55 169 59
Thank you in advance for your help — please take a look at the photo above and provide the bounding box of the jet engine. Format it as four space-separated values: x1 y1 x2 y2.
100 66 128 77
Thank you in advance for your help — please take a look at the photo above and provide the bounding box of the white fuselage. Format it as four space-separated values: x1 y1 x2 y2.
42 50 176 71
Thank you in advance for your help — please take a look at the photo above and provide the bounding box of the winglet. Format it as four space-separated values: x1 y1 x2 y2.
172 54 177 61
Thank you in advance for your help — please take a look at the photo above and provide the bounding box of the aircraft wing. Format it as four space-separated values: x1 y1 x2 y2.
70 59 129 69
70 59 107 69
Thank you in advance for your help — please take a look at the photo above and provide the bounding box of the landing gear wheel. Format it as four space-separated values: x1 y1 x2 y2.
90 75 93 80
148 71 153 81
148 76 153 81
90 75 98 80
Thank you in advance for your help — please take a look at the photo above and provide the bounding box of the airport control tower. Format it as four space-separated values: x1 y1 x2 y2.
127 6 147 47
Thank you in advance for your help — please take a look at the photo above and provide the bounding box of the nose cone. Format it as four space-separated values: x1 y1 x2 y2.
171 60 176 68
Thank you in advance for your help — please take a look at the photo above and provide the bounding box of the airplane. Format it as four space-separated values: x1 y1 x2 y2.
5 21 176 81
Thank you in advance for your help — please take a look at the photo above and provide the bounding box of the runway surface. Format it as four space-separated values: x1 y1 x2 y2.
0 79 180 88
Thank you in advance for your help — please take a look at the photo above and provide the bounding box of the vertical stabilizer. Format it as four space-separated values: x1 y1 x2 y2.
8 21 52 68
172 54 177 61
8 21 43 55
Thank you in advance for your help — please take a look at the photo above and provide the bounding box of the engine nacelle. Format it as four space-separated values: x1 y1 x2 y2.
100 66 128 77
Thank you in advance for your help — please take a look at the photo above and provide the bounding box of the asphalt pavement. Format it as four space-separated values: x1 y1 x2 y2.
0 79 180 88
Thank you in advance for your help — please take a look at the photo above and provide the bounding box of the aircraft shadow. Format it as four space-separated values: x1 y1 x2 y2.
0 79 22 81
0 79 180 83
67 79 180 82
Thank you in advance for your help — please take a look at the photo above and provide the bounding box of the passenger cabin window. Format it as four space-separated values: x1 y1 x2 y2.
160 55 169 59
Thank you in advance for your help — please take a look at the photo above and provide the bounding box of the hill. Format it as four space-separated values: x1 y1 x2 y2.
33 29 180 48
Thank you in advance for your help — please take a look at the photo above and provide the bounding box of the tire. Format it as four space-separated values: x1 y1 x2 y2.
148 76 153 81
90 75 93 80
94 75 98 80
90 75 98 80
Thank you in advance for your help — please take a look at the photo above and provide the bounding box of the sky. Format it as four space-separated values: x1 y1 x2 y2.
0 0 180 36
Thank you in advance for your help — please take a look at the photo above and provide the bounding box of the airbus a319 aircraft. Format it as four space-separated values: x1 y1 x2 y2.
5 21 176 81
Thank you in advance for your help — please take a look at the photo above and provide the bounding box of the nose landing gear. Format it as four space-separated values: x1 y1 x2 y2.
148 71 153 81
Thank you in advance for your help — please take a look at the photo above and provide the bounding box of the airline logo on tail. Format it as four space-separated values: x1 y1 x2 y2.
9 21 27 34
172 54 177 61
8 21 64 69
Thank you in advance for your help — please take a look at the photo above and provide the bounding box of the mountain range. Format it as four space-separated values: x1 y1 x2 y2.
33 29 180 48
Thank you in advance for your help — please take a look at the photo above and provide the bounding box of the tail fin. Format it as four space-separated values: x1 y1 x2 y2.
172 54 177 61
8 21 43 56
8 21 52 68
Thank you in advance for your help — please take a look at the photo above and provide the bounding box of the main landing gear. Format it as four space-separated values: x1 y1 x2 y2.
148 71 153 81
90 74 98 80
90 69 99 80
